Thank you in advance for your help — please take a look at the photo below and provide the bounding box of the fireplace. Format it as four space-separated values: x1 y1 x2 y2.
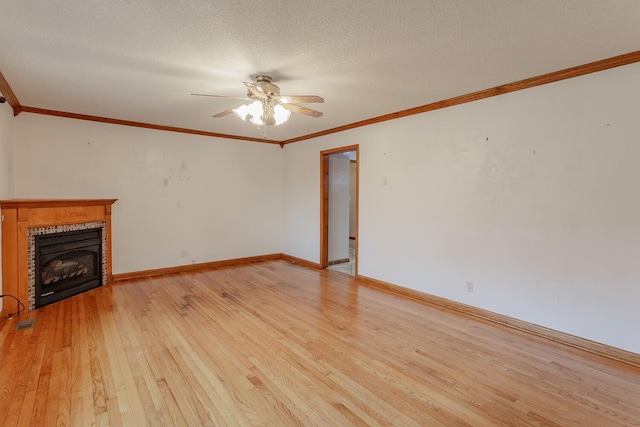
0 199 116 315
35 227 103 308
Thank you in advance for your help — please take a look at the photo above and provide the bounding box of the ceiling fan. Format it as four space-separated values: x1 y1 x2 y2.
192 75 324 131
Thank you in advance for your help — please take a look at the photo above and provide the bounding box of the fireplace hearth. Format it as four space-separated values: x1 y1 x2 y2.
35 228 103 308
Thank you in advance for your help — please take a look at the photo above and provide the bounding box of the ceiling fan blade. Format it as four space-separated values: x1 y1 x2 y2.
191 93 250 100
276 95 324 104
212 108 235 118
243 82 266 98
281 103 323 118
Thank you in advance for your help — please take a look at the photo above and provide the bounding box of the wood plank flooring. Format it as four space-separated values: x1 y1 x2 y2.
1 260 639 426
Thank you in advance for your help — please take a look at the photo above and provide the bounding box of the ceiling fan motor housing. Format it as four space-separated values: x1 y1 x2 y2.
252 75 280 98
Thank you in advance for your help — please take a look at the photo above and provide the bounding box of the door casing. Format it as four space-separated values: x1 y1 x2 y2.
320 145 359 273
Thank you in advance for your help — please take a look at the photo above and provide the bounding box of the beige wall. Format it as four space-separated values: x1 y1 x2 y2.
0 102 13 196
13 114 284 274
0 98 15 312
282 62 640 354
5 62 640 354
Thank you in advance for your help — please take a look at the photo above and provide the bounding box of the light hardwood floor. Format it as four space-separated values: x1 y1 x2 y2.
1 260 639 426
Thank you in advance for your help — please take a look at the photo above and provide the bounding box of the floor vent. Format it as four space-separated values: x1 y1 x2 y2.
15 319 35 331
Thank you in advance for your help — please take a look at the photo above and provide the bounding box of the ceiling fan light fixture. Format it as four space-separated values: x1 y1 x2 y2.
273 104 291 125
249 116 264 126
233 100 265 125
232 104 250 121
248 100 265 125
197 75 322 130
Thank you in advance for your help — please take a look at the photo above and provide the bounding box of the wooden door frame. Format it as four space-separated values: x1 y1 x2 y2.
320 145 359 272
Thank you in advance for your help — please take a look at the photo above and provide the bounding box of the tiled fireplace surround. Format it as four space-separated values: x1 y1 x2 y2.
27 222 108 310
0 199 116 315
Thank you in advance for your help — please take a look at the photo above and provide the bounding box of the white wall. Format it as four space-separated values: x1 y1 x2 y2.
0 97 15 312
13 114 283 274
282 62 640 354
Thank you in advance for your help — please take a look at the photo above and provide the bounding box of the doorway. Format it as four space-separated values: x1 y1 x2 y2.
320 145 358 275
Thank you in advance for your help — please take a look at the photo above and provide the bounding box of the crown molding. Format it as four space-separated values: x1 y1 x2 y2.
19 106 280 144
0 68 22 115
2 50 639 144
281 50 640 145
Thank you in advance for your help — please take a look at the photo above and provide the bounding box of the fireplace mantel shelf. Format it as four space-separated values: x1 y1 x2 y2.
1 199 117 315
0 199 118 209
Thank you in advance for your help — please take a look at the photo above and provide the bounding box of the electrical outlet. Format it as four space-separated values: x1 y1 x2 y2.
180 250 188 258
466 281 474 292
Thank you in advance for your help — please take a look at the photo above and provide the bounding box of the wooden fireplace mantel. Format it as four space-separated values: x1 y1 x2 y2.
1 199 117 315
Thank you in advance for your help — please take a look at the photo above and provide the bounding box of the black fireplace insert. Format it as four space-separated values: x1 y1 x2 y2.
35 228 103 308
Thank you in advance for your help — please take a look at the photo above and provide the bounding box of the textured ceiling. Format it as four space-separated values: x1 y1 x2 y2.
1 1 639 142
